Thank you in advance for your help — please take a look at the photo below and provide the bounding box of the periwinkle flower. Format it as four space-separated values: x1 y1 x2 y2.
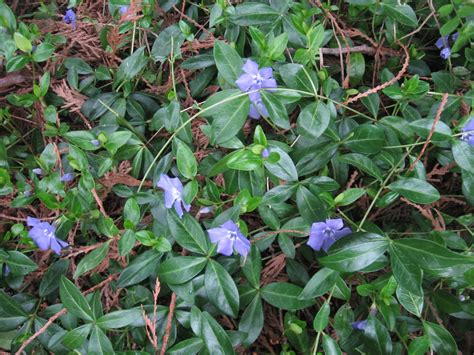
262 148 270 159
32 168 43 175
64 9 77 30
307 218 351 252
23 190 32 197
440 47 451 60
351 319 368 331
27 217 68 255
60 173 75 182
119 6 128 14
91 139 100 146
207 220 251 257
2 265 11 277
435 35 448 49
452 32 459 41
235 59 276 119
157 174 191 218
461 118 474 146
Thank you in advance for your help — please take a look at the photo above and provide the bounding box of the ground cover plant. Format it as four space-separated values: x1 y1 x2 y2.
0 0 473 353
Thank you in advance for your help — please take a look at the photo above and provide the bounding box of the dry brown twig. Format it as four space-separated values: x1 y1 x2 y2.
160 292 177 355
143 278 161 351
408 93 449 171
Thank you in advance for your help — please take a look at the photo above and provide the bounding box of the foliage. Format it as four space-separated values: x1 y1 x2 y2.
0 0 473 354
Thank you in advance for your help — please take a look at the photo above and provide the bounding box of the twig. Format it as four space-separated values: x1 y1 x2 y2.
408 93 449 171
143 279 161 350
92 188 108 217
160 292 177 355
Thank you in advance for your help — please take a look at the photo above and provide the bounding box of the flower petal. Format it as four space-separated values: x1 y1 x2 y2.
221 220 239 232
325 218 344 231
242 59 259 75
174 199 184 218
27 217 41 228
259 67 273 79
236 74 254 92
32 233 51 251
248 104 260 119
217 237 233 256
234 236 250 257
262 78 277 90
335 227 352 240
50 238 63 255
208 228 228 243
163 191 175 209
157 174 174 191
307 233 324 251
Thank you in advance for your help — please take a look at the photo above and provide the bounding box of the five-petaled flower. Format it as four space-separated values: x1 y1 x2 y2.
207 220 251 257
64 9 77 30
351 319 368 331
307 218 352 252
435 32 458 60
27 217 68 255
236 59 277 119
461 118 474 147
157 174 191 218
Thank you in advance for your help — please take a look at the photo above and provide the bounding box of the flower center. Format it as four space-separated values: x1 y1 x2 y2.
323 227 336 239
44 229 55 239
462 131 473 141
252 73 264 86
171 187 181 200
228 231 238 240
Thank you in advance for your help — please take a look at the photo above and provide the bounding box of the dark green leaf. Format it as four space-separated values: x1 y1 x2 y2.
388 178 440 204
158 256 207 285
205 260 239 317
261 282 315 310
59 276 94 322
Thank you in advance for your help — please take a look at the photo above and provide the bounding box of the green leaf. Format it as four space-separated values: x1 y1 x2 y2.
151 24 185 63
396 285 423 317
261 92 290 129
63 131 100 151
389 243 422 295
345 124 385 154
201 312 235 355
337 153 384 181
334 188 366 207
96 308 142 329
408 335 430 355
241 244 261 288
89 325 114 354
116 250 162 287
73 241 110 279
213 40 243 85
230 3 280 26
167 212 210 255
168 338 204 355
364 316 393 354
238 296 264 346
440 17 460 36
205 260 240 317
0 290 28 331
297 101 330 139
6 55 31 72
409 119 452 142
59 276 94 322
62 324 92 349
14 32 32 52
124 198 140 227
32 42 55 62
313 302 330 331
388 177 440 204
5 250 37 275
452 140 474 173
114 47 148 85
348 53 365 85
0 2 16 32
320 233 389 272
382 3 418 27
158 256 207 285
279 63 318 93
423 321 458 355
227 150 261 171
261 282 315 310
296 185 327 223
322 334 342 355
39 259 70 297
299 268 338 300
392 238 474 277
264 146 298 182
176 139 197 179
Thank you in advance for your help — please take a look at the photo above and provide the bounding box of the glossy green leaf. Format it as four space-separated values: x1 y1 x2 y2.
59 276 94 322
388 177 440 204
423 321 458 355
261 282 315 310
73 241 110 279
213 40 243 85
158 256 207 285
204 260 239 317
297 101 330 139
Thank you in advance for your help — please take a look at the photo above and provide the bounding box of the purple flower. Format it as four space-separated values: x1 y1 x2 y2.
60 173 75 182
435 35 449 49
262 148 270 159
32 168 43 175
207 220 251 257
307 218 352 252
157 174 191 218
249 99 269 119
64 9 77 30
440 47 451 60
2 265 11 277
27 217 69 255
23 191 32 197
351 319 368 331
461 118 474 146
91 139 100 146
236 59 276 119
119 6 128 14
452 32 459 41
